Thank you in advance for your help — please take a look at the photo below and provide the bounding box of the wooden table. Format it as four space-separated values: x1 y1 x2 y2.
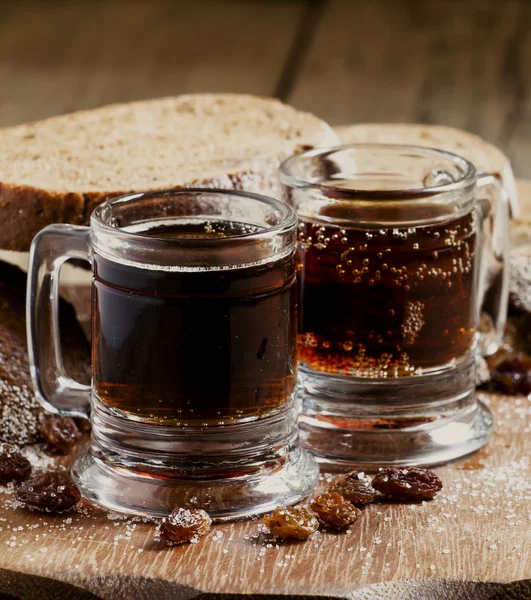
0 391 529 599
0 0 531 177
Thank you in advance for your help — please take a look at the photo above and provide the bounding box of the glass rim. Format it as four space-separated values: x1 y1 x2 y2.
91 187 298 244
278 143 478 199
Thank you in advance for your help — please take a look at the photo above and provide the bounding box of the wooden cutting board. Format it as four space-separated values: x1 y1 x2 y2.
0 391 529 599
0 181 530 599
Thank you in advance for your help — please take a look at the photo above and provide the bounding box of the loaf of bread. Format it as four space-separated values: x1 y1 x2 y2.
0 94 338 251
508 181 531 313
335 123 519 216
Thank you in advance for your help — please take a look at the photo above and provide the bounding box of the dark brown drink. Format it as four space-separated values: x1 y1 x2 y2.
297 211 477 377
92 219 297 425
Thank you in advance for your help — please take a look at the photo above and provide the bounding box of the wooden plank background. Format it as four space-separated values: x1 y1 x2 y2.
0 0 530 176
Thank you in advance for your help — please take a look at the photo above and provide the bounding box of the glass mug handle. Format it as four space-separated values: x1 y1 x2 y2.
475 173 510 357
26 224 92 419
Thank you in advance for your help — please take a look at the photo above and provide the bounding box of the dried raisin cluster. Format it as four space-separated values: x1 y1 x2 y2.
158 507 212 545
0 443 32 484
0 415 83 514
263 467 443 541
263 506 319 540
15 471 81 513
37 413 81 455
488 353 531 396
310 492 361 530
372 467 442 501
328 471 377 505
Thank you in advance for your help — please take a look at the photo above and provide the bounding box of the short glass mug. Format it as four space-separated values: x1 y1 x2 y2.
279 144 510 467
27 188 318 519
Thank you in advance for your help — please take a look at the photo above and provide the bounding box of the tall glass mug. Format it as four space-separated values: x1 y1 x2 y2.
279 144 509 467
27 189 318 519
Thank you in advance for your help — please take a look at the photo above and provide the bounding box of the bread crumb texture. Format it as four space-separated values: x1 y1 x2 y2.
0 94 334 194
335 122 519 217
0 94 336 250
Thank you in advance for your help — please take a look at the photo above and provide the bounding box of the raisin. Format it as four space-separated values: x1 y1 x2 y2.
489 354 531 396
327 471 377 505
372 467 442 501
15 471 81 513
263 505 318 540
73 417 92 434
159 507 212 545
0 443 32 484
310 492 361 530
37 413 80 455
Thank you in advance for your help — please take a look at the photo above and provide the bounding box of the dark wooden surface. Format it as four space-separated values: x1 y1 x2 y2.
0 391 529 599
0 0 530 176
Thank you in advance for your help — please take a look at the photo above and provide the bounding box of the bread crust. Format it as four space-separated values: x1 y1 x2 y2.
0 182 87 250
0 169 283 251
335 123 519 217
0 95 337 251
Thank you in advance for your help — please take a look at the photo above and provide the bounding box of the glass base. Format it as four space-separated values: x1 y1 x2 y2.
71 395 319 521
298 359 494 469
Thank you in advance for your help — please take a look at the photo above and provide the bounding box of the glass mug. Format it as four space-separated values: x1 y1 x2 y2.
27 188 318 519
279 144 510 467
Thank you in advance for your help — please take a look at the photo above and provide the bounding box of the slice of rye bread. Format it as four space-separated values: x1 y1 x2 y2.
510 247 531 313
334 123 519 216
0 94 338 252
0 260 90 445
509 182 531 313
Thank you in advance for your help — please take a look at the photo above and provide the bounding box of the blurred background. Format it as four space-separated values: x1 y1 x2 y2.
1 0 530 175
